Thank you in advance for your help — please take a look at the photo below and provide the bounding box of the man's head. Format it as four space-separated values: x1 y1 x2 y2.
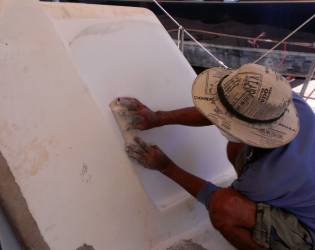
192 63 299 148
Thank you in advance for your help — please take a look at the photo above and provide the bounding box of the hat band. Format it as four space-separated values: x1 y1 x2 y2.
217 76 286 124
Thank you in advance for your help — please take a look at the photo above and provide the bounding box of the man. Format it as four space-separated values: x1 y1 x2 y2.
120 64 315 249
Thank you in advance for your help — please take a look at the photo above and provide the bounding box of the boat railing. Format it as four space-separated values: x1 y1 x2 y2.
152 0 315 105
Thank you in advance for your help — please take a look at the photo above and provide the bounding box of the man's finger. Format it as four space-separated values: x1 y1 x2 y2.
126 150 147 166
117 97 140 111
126 150 142 160
126 146 144 159
126 144 146 155
135 137 150 152
152 145 159 150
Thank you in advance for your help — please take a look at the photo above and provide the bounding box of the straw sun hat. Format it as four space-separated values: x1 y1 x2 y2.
192 63 299 148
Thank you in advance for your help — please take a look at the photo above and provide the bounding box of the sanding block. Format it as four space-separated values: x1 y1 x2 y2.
110 98 138 145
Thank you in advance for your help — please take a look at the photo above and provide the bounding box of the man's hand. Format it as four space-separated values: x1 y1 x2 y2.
116 97 160 130
126 137 173 172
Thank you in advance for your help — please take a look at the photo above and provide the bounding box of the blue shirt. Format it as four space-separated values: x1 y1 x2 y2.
233 93 315 243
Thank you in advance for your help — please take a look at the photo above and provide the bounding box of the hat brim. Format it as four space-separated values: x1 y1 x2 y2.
192 67 300 148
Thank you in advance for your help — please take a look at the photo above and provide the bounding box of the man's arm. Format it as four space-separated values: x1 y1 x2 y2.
158 164 267 250
126 138 267 250
116 97 212 130
156 107 212 127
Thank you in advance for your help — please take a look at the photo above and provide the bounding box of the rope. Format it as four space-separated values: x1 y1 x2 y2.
300 61 315 97
253 14 315 64
167 29 315 50
152 0 228 69
303 95 315 101
248 32 266 48
153 1 314 69
305 87 315 101
303 67 315 100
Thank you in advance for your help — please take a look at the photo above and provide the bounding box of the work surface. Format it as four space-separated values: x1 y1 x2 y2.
0 1 235 249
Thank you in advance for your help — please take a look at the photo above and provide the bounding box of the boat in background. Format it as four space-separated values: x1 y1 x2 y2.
57 0 315 79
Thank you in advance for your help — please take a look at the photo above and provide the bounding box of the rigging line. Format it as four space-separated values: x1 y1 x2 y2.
305 87 315 101
303 68 315 101
167 29 315 49
152 0 228 69
303 95 315 101
300 61 315 97
253 13 315 64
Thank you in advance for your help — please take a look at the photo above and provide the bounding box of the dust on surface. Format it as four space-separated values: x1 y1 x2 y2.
80 162 92 183
167 239 208 250
76 243 95 250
